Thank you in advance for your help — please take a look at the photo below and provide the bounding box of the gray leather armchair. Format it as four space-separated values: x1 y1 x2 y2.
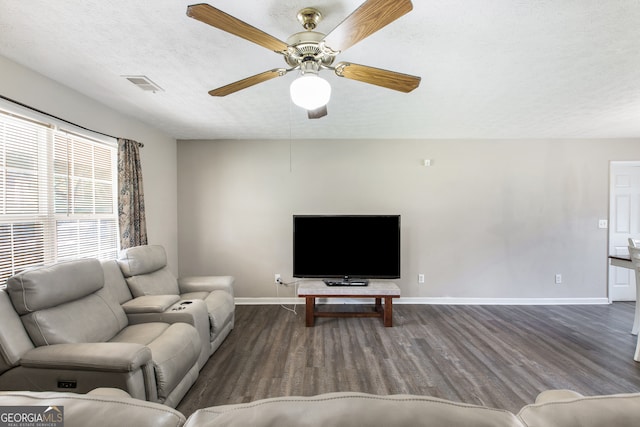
1 259 201 408
117 245 235 356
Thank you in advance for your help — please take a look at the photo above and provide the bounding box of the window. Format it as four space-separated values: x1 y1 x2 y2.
0 108 118 286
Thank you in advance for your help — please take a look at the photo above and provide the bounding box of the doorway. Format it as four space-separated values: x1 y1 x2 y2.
608 161 640 301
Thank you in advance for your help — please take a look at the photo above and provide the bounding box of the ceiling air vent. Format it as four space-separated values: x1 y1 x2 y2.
123 75 164 93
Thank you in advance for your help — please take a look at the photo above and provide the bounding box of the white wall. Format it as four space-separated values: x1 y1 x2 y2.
177 138 640 301
0 55 179 271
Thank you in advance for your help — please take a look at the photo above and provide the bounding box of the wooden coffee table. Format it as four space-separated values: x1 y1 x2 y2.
297 281 401 327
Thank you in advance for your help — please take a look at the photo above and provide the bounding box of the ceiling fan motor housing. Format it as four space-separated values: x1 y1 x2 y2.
285 31 336 68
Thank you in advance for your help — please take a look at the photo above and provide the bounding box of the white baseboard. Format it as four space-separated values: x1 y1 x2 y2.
235 297 610 306
237 297 305 305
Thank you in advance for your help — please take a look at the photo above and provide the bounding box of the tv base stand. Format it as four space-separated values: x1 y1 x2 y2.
297 281 400 327
323 278 368 286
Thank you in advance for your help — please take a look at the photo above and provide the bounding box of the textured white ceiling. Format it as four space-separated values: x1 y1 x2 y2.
0 0 639 140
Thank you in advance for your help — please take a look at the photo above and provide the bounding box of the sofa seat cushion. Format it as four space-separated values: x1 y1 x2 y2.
180 291 210 301
184 392 522 427
517 392 640 427
110 322 170 345
111 323 200 400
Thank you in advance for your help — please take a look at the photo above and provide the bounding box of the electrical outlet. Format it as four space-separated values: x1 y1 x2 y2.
555 274 562 284
274 273 281 284
418 273 425 284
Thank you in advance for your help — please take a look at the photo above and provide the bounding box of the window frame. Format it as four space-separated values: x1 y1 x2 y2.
0 100 119 286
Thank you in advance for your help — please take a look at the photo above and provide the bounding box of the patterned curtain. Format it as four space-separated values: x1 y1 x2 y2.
118 138 148 249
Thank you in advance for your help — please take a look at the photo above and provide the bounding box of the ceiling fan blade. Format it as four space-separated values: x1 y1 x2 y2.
209 69 288 97
187 3 288 53
307 105 328 119
324 0 413 52
334 62 420 92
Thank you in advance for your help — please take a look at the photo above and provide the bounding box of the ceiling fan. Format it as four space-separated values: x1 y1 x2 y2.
186 0 421 119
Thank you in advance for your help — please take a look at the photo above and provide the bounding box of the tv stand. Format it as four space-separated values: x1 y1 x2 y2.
323 278 369 286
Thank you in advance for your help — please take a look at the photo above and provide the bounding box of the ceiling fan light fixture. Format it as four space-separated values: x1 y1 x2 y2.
187 2 421 119
290 74 331 111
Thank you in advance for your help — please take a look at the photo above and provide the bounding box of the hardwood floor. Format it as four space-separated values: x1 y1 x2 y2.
177 303 640 417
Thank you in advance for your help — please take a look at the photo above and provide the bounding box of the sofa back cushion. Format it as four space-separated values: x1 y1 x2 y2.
101 260 134 304
6 259 128 346
21 292 128 346
184 393 523 427
7 259 104 314
117 245 179 297
518 392 640 427
124 267 179 298
0 290 34 374
118 245 167 276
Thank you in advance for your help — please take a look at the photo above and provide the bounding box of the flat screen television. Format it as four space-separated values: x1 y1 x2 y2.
293 215 401 285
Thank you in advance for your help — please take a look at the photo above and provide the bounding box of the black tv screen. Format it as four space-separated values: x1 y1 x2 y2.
293 215 401 279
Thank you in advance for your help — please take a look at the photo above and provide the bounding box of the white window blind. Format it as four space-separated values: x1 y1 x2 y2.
0 109 118 286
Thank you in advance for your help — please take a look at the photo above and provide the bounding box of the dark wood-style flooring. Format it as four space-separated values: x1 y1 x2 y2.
177 303 640 417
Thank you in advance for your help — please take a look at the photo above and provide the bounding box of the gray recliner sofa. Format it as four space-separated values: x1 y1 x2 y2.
3 389 640 427
0 258 201 408
117 245 235 358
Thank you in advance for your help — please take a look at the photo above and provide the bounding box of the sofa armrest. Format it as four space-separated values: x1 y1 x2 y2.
20 342 152 372
178 276 234 295
122 295 181 314
519 392 640 427
126 300 208 328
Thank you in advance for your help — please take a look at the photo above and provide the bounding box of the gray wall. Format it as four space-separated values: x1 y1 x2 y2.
0 55 180 272
178 138 640 301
